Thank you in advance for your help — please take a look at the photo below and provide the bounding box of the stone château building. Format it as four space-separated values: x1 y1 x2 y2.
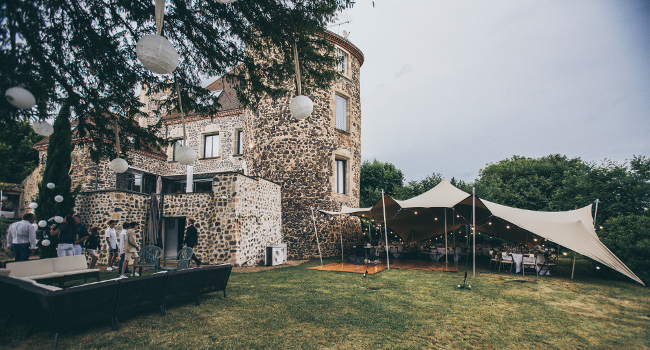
20 31 364 265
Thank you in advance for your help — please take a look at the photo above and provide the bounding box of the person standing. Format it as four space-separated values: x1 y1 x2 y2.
72 214 89 256
117 224 133 275
120 222 140 278
105 220 119 271
50 215 78 257
6 213 37 261
85 227 101 269
183 218 202 267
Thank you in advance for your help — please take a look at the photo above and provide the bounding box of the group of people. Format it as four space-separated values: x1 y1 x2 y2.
6 214 202 278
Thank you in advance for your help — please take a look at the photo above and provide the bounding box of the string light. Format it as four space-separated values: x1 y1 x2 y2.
506 225 510 229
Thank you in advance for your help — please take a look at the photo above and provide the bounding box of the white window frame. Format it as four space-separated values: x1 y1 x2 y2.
335 158 347 194
204 133 220 158
234 129 244 156
337 49 348 77
335 94 348 132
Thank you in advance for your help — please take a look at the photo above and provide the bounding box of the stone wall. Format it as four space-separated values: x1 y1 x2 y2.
161 172 281 266
244 34 364 259
73 190 151 264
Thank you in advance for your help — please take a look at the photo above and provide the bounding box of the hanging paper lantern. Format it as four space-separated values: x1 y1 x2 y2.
33 121 54 136
38 220 47 227
54 195 64 203
29 202 38 209
176 145 197 165
109 158 129 173
32 223 39 231
5 86 36 109
290 95 313 120
216 0 238 3
46 182 56 189
42 239 51 247
136 35 179 75
54 216 64 223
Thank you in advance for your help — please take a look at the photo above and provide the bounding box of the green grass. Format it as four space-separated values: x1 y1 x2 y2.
1 257 648 349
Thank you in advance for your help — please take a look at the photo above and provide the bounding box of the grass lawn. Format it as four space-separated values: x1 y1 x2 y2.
1 256 648 349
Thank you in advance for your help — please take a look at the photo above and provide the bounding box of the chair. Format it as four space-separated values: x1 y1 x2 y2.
539 254 557 276
160 247 194 271
134 246 162 276
522 253 538 277
499 252 514 273
489 250 500 270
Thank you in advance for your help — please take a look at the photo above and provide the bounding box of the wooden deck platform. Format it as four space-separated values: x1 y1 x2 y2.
306 259 459 274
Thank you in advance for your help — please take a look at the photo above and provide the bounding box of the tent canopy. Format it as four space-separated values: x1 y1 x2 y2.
320 179 644 285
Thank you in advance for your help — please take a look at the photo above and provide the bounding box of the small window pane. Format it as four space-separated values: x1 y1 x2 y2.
204 134 219 158
335 159 346 194
338 50 347 75
335 95 347 131
236 130 243 155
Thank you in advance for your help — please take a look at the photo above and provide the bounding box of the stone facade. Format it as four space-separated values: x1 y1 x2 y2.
20 31 364 263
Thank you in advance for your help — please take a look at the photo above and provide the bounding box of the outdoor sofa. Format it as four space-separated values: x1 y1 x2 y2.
0 263 232 349
2 255 100 287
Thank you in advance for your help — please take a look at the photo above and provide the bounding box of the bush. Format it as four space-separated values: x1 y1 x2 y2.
598 214 650 285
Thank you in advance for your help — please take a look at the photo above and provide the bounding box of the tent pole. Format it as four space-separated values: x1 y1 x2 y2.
571 251 576 280
382 189 390 270
473 187 476 277
593 199 599 226
310 207 323 266
444 208 448 263
339 203 344 263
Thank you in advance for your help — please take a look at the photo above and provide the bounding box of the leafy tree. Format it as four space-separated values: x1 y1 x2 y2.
35 105 78 258
553 156 650 225
474 154 588 211
0 119 43 183
1 0 352 162
359 159 404 207
597 214 650 284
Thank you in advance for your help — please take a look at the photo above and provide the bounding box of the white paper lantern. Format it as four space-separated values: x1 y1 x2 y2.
1 195 7 201
29 202 38 209
32 223 39 231
54 216 64 223
38 220 47 227
109 158 129 173
216 0 238 3
136 34 179 75
5 86 36 109
32 121 54 136
290 95 313 120
176 145 197 165
54 195 64 203
47 182 56 189
42 239 51 247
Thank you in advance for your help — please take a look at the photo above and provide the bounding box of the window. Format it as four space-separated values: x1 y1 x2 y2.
193 181 213 192
335 95 348 131
234 129 244 155
335 159 346 194
204 134 220 158
172 139 184 162
117 171 156 194
337 49 348 76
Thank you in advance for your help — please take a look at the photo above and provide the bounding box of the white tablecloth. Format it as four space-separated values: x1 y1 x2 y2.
511 253 549 274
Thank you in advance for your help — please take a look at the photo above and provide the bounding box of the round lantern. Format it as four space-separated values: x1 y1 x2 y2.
216 0 238 3
54 216 64 223
54 195 64 203
32 223 39 231
290 95 313 120
29 202 38 209
136 34 179 75
5 86 36 109
176 145 197 165
38 220 47 227
42 239 51 247
32 121 54 136
47 182 56 189
109 158 129 173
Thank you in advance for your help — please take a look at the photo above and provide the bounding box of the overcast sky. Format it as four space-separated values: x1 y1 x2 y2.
334 0 650 183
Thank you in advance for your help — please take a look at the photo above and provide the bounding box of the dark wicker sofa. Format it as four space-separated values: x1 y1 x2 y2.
0 263 232 349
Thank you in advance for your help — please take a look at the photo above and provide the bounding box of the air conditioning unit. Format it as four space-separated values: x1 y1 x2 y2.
265 244 287 266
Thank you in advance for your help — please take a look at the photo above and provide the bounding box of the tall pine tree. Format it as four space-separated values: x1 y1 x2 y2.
35 104 76 257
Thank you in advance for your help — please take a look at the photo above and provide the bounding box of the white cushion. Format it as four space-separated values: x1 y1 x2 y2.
32 282 62 291
51 255 88 272
0 268 10 276
6 259 54 277
61 269 99 277
28 272 65 280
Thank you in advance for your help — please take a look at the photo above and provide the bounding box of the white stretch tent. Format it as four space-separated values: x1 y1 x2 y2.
322 179 645 286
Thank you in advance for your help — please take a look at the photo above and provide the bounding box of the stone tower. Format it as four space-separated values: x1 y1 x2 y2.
245 31 364 259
